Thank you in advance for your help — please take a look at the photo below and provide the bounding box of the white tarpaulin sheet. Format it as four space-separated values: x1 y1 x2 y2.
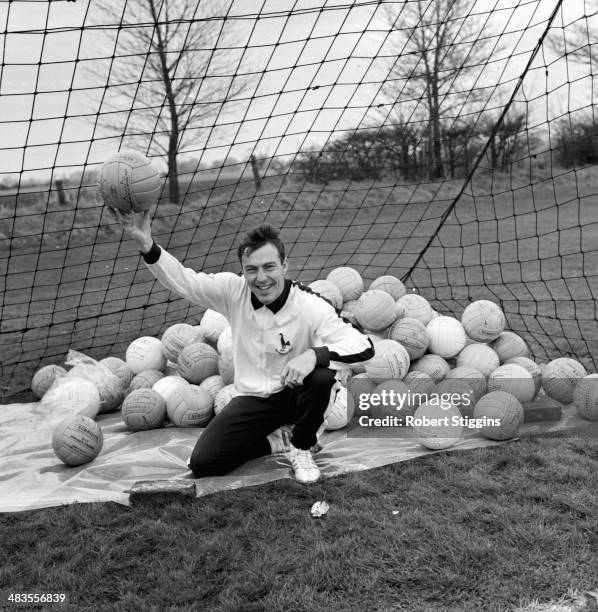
0 400 594 513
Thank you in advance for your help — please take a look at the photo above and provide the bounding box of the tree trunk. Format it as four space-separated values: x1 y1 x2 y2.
430 114 443 178
149 0 181 205
428 78 443 179
168 131 179 205
447 135 454 179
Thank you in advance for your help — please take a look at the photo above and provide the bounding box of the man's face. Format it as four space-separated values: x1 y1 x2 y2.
242 243 288 305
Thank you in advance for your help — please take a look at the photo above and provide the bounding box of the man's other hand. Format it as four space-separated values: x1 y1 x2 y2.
280 349 317 388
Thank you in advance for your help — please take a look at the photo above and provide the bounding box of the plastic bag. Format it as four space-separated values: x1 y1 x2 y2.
63 350 128 413
41 375 102 420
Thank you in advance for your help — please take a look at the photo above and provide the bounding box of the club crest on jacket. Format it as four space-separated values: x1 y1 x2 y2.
275 332 293 354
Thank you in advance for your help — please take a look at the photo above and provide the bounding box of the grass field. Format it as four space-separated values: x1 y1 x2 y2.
1 165 598 401
1 435 597 611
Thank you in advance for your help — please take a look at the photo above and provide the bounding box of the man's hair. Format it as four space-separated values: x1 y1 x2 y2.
237 224 285 264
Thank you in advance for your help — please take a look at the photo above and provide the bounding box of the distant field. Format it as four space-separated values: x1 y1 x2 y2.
2 167 598 401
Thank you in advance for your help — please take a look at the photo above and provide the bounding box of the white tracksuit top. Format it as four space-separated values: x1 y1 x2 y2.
144 244 375 397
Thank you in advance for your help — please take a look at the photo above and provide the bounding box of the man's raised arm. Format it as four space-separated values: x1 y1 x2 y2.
110 208 243 317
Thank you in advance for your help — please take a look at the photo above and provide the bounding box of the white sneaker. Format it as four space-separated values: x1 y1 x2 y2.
290 445 320 484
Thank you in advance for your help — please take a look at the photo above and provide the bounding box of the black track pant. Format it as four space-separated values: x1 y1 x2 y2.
189 367 336 478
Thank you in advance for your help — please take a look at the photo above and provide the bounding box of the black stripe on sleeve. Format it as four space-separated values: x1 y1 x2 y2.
328 338 375 364
294 281 375 364
294 281 341 312
142 241 161 264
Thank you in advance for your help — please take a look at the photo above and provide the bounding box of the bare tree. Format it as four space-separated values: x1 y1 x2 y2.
380 0 499 179
89 0 249 204
485 109 529 171
546 7 598 168
443 121 479 178
554 111 598 167
547 5 598 68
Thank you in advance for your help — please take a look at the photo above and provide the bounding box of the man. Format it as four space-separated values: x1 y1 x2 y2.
115 209 374 483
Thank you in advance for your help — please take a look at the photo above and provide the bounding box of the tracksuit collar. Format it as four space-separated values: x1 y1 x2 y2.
250 278 292 313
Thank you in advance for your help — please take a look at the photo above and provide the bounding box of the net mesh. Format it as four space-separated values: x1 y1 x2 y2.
1 0 596 401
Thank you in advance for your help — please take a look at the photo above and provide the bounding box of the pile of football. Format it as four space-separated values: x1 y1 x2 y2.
32 265 597 464
308 266 596 450
32 308 236 466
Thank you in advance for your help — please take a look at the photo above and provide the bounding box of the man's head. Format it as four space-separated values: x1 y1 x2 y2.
238 224 288 305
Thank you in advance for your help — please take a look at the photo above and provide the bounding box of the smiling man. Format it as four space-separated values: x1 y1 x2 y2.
115 211 374 483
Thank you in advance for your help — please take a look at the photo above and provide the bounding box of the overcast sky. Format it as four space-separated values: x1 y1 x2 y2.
0 0 590 183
